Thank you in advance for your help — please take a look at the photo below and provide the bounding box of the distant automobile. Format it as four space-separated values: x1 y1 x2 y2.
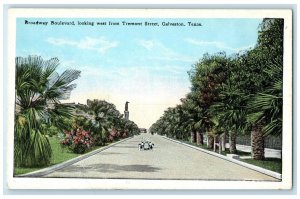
138 141 154 150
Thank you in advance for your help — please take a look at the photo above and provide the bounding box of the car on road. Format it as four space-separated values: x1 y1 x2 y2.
138 141 154 150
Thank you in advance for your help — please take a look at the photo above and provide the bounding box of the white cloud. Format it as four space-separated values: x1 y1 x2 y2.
74 64 188 81
47 37 119 54
185 38 254 52
137 39 196 63
137 39 170 53
138 40 156 51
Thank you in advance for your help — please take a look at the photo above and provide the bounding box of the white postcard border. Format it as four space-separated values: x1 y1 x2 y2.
6 8 293 190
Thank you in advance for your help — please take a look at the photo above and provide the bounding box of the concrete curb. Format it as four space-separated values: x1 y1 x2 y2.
16 137 133 178
162 136 282 180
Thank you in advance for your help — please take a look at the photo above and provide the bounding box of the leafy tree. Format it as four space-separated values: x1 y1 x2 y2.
189 52 231 149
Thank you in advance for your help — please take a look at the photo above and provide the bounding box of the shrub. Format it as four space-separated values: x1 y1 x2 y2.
60 128 93 154
108 128 122 141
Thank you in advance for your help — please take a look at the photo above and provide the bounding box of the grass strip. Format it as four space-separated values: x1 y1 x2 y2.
14 136 112 175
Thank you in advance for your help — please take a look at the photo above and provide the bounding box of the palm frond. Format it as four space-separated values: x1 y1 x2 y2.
14 55 81 167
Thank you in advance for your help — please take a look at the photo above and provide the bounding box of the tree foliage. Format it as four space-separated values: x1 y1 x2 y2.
150 18 284 155
15 55 81 167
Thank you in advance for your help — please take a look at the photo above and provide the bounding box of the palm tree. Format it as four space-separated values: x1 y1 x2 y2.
86 99 140 142
15 55 80 167
87 99 118 144
181 95 204 144
245 19 283 160
247 62 283 159
211 86 249 154
189 53 232 148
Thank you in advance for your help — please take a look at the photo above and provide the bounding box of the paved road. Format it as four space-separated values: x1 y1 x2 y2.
44 134 278 181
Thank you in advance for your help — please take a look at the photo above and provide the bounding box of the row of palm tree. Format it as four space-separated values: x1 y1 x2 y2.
75 99 140 146
149 18 283 160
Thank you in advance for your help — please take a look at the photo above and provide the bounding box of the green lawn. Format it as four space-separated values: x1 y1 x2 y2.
14 136 107 176
241 158 282 174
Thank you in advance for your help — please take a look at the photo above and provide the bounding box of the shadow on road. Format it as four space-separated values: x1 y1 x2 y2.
56 163 162 174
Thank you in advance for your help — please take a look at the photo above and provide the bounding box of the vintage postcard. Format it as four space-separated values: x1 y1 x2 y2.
5 8 292 189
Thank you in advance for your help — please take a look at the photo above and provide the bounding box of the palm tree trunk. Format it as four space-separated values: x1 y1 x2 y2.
191 131 196 143
207 134 214 149
229 131 237 154
196 131 204 145
251 123 265 160
200 132 204 145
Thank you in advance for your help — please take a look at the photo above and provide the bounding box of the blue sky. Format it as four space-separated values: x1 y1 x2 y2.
16 18 262 128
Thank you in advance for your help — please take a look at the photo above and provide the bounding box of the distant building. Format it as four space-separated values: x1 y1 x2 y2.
139 128 147 133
